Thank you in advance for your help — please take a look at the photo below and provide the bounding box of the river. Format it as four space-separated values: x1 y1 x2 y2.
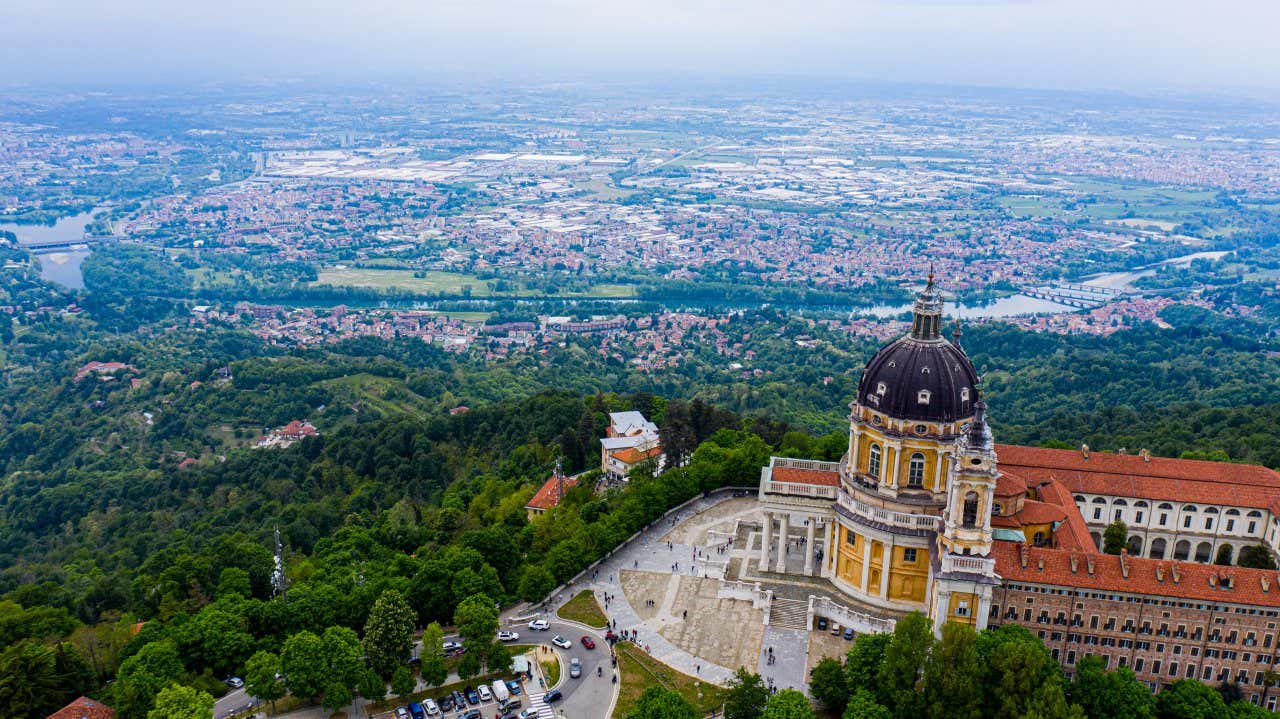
0 209 102 288
1081 250 1230 292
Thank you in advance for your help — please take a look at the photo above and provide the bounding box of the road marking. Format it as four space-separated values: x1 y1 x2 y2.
526 693 556 718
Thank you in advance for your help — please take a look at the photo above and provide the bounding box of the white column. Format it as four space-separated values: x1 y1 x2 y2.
826 522 836 577
879 540 892 598
804 518 816 575
975 587 992 631
933 590 951 633
758 512 773 572
775 512 790 573
849 430 861 475
890 444 901 488
933 452 946 492
860 534 872 592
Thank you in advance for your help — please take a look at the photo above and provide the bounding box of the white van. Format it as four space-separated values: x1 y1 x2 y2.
491 679 510 702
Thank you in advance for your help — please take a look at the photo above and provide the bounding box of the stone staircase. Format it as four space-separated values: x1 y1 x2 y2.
768 597 810 631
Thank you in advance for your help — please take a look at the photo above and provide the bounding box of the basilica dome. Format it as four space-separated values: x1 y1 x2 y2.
856 276 980 423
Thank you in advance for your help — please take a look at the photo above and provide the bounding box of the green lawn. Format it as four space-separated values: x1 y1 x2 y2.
556 590 609 628
315 268 497 295
542 654 561 687
613 642 728 717
319 373 431 419
314 267 635 299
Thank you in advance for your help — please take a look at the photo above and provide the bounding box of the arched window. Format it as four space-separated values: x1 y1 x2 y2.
868 444 882 479
1158 503 1174 510
1113 499 1128 506
917 390 931 405
876 382 887 395
1194 542 1212 563
962 492 979 528
1149 538 1167 559
960 387 970 402
1173 540 1191 561
992 502 1004 515
907 453 926 487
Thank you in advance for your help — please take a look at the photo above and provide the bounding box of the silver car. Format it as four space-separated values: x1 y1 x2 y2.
569 657 581 679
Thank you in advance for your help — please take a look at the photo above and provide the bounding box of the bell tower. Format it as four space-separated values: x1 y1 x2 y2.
929 398 1001 633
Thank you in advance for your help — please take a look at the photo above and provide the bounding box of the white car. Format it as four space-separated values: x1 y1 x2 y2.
552 635 571 649
498 630 520 642
477 684 493 702
225 677 244 689
519 710 537 719
528 619 550 631
442 640 463 653
422 699 439 715
569 657 581 678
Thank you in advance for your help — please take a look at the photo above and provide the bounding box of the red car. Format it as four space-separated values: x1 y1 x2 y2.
580 636 596 650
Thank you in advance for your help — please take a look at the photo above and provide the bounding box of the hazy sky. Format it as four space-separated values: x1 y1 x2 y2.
2 0 1278 95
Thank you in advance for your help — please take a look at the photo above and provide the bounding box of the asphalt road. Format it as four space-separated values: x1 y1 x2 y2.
213 686 252 719
419 617 614 719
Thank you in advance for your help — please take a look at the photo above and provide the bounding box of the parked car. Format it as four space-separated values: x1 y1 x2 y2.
438 695 454 712
843 627 855 640
544 689 563 703
465 686 480 705
569 657 581 678
478 684 493 702
498 630 520 642
580 635 596 650
498 713 518 719
552 635 571 649
518 710 538 719
407 702 425 719
395 707 409 719
422 698 439 715
528 619 550 631
830 622 841 635
499 698 521 712
225 677 244 689
461 710 482 719
443 640 463 653
506 679 523 695
451 690 466 708
492 679 510 702
817 617 828 631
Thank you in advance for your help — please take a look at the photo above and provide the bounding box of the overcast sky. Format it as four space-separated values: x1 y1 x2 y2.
2 0 1277 96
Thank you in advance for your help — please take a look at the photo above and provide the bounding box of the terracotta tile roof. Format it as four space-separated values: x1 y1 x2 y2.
771 467 840 487
996 444 1280 512
1006 499 1068 527
525 474 579 511
1036 479 1095 551
995 469 1030 498
48 697 115 719
611 445 662 465
993 541 1280 608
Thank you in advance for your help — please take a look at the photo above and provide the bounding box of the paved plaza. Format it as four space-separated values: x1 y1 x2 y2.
552 490 871 697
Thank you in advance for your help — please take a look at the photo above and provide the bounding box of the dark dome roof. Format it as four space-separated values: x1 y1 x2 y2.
857 336 979 422
855 273 979 423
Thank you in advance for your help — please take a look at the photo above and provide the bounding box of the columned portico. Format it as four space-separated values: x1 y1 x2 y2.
775 512 790 573
804 518 816 575
758 511 773 572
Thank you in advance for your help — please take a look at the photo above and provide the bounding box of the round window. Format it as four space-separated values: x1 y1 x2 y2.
915 424 928 435
871 415 882 426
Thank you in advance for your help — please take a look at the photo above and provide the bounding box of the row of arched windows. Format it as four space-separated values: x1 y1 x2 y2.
866 443 928 487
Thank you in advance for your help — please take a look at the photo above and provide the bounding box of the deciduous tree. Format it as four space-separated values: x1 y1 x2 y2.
724 668 769 719
363 589 416 678
762 689 817 719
